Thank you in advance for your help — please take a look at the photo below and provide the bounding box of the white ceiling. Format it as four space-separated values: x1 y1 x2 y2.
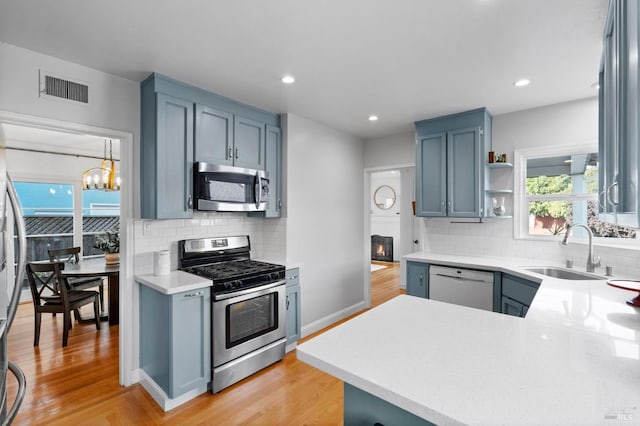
0 0 608 139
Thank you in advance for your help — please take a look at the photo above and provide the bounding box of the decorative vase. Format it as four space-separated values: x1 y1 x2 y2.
492 196 506 216
105 252 120 265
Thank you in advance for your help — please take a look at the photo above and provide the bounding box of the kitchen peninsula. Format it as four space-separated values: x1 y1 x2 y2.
297 255 640 425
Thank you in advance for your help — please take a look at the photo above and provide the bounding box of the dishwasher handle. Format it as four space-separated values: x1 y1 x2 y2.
434 273 490 283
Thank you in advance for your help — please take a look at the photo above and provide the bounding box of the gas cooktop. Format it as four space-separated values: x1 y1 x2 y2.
178 236 285 294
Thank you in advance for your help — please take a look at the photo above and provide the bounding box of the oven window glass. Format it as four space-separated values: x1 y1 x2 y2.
226 292 278 348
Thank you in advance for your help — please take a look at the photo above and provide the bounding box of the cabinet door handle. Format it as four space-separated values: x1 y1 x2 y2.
227 146 233 160
447 200 451 213
184 291 204 298
286 295 290 309
187 194 193 210
235 147 239 159
419 273 424 286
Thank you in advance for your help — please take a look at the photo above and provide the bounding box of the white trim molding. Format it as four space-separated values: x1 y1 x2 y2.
513 143 597 240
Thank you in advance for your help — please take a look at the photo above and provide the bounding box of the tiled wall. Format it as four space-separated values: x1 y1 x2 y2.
133 213 287 274
419 218 640 277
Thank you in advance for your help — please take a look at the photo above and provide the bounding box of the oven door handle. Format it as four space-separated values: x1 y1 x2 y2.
214 280 286 301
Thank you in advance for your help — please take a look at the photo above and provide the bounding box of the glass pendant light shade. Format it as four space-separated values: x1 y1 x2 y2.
82 140 121 191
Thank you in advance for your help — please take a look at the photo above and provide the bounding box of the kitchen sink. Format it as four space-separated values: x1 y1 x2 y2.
523 267 604 281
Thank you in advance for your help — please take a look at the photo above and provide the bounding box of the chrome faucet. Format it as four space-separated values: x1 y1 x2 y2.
561 223 601 272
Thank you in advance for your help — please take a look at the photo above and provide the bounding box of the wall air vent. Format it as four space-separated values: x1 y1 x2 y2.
39 70 89 104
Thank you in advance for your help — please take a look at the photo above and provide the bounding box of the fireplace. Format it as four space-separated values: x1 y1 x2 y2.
371 235 393 262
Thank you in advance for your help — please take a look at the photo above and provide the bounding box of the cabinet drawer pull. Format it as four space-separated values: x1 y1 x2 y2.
287 276 298 280
183 291 204 298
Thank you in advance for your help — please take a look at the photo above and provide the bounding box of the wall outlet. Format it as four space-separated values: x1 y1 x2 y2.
143 221 152 236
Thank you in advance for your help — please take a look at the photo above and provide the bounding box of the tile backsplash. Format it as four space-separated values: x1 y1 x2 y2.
133 212 286 274
419 218 640 278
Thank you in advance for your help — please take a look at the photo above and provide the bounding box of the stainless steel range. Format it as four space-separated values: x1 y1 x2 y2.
179 235 286 393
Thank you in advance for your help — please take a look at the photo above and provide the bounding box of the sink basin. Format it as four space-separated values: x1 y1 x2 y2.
523 267 604 281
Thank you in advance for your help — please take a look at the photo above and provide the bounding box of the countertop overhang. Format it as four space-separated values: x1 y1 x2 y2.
297 253 640 425
136 270 211 295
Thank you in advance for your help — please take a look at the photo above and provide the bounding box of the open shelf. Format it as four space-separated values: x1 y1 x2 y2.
487 162 513 169
486 189 513 195
482 215 513 220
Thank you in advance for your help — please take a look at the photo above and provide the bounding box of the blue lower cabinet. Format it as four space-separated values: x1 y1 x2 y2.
140 285 211 398
500 273 539 318
407 261 429 298
501 296 526 318
344 383 435 426
285 268 301 345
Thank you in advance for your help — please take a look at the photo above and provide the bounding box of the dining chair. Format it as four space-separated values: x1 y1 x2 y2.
48 247 105 311
26 261 100 347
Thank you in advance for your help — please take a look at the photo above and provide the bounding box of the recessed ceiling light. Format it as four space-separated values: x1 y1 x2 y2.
368 115 379 121
281 75 295 84
513 79 531 87
591 81 600 89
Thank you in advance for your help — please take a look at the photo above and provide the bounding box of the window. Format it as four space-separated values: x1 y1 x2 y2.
515 145 636 241
15 182 74 263
14 181 120 262
82 189 120 257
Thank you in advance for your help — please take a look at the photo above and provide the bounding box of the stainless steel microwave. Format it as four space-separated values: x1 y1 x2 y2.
194 162 269 212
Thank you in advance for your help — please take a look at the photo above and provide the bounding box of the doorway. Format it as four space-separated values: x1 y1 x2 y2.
365 166 417 307
0 112 133 386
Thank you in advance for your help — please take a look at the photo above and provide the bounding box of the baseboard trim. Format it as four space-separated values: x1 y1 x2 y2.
301 300 367 338
137 369 208 412
285 342 297 353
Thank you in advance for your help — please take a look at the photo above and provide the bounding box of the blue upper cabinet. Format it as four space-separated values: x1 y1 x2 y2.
246 126 282 218
416 133 446 216
233 116 265 170
195 106 265 170
195 105 234 166
415 108 491 218
141 84 194 219
599 0 640 229
447 127 481 217
140 73 282 219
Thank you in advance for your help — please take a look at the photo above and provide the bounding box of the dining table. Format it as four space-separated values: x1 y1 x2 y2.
60 257 120 326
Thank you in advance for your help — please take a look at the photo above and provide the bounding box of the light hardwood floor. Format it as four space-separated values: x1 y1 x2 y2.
7 262 402 425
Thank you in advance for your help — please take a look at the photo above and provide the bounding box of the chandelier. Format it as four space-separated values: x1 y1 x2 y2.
82 139 121 191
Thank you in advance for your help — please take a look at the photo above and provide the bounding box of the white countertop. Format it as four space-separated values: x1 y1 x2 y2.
297 252 640 425
135 270 211 295
254 257 303 270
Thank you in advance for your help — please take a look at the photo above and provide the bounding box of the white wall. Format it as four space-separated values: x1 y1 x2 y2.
284 114 365 335
364 131 415 169
0 42 140 211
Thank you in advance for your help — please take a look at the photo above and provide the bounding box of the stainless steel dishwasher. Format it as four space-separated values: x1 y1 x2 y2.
429 265 494 311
